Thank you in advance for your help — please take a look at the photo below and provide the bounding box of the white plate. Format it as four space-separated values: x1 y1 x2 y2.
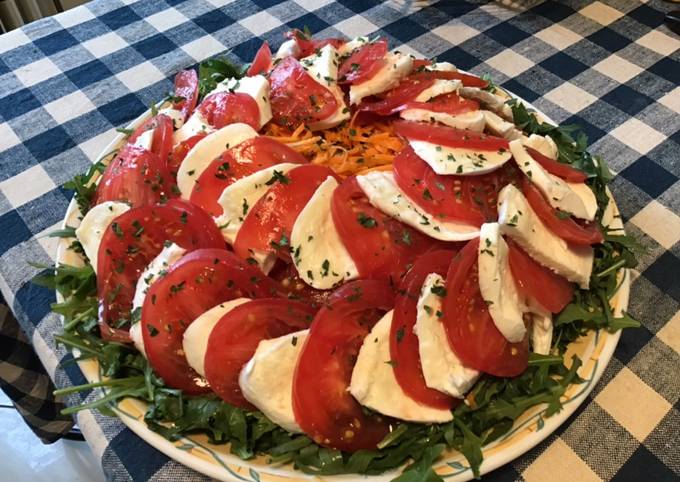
55 96 629 482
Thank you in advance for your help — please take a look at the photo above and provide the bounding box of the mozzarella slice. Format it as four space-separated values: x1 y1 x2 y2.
350 310 454 423
173 110 212 145
337 36 369 57
132 128 154 151
349 52 413 105
274 38 301 60
413 79 461 102
212 75 273 129
482 111 523 140
214 163 300 245
75 201 131 273
400 109 485 132
425 61 457 72
177 123 259 198
522 134 558 160
509 139 595 221
239 330 308 433
356 171 479 241
157 107 185 130
182 298 251 377
300 45 350 130
290 177 359 289
478 223 526 343
409 139 512 176
459 87 513 120
415 273 479 398
497 184 593 288
529 311 553 355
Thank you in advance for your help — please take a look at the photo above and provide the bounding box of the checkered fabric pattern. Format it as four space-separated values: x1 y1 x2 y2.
0 0 678 480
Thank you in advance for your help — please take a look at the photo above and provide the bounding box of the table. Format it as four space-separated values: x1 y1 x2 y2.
0 0 678 480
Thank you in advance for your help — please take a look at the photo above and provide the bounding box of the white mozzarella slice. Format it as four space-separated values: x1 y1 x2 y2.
349 52 413 105
509 139 595 221
129 322 146 358
497 184 593 288
274 39 301 60
522 133 558 160
75 201 131 274
177 123 259 198
529 311 553 355
214 163 299 245
482 111 523 140
413 79 461 102
415 273 479 398
337 36 369 57
300 45 350 130
356 171 479 241
182 298 251 377
132 128 154 151
290 177 359 289
239 330 308 433
350 311 454 423
399 109 485 132
173 110 213 145
212 75 273 128
157 107 185 130
478 223 526 343
409 139 511 176
566 179 598 221
459 87 513 120
425 61 457 72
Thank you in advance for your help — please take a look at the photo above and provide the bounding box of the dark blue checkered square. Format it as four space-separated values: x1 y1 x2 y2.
286 12 331 36
381 17 429 43
587 27 630 53
627 4 665 29
64 59 113 90
602 84 655 116
540 52 589 80
0 88 41 121
643 252 680 303
611 445 677 482
621 157 677 198
647 57 680 85
99 5 143 31
0 211 32 254
23 126 76 163
531 0 575 22
98 93 146 126
484 22 531 48
33 30 79 57
133 34 177 60
193 10 234 34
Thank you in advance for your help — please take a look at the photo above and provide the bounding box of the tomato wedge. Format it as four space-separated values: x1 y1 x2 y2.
269 57 338 128
142 249 281 394
442 239 528 377
204 298 316 408
233 164 336 263
507 239 574 313
197 91 260 130
394 120 509 151
521 177 603 245
525 146 587 183
168 133 207 176
293 280 394 451
95 144 176 207
172 69 199 122
247 41 272 76
390 250 458 410
127 114 174 164
97 200 224 342
331 176 446 283
190 136 307 216
285 30 345 58
403 92 479 115
338 39 388 84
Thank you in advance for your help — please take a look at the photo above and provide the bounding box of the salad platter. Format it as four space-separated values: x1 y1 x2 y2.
42 31 638 481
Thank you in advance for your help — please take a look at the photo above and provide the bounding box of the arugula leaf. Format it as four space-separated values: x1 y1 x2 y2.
392 444 445 482
198 57 247 99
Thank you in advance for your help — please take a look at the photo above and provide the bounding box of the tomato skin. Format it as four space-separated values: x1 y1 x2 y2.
204 298 316 409
268 260 330 305
393 120 509 151
442 239 528 377
390 250 459 409
197 91 260 130
359 77 436 115
403 92 479 115
520 177 603 246
142 249 281 394
96 200 225 342
95 144 177 208
168 133 207 176
172 70 199 122
293 280 395 451
284 30 345 58
189 136 307 216
338 40 388 84
127 114 174 164
525 146 587 183
247 41 272 76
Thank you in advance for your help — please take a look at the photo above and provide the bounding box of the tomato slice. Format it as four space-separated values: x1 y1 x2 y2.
233 164 336 263
403 92 479 115
442 239 528 377
506 239 575 314
331 176 446 283
390 250 458 410
96 200 224 342
359 76 436 115
142 249 281 394
172 69 199 122
95 144 177 207
247 41 272 76
525 146 587 183
520 177 603 246
204 298 316 408
189 136 307 216
268 260 330 305
269 57 338 128
197 91 260 130
127 114 174 164
293 280 394 451
394 120 509 151
412 59 432 69
338 39 388 84
168 133 207 176
285 30 345 58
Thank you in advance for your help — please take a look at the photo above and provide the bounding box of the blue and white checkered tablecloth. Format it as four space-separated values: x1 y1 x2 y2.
0 0 679 480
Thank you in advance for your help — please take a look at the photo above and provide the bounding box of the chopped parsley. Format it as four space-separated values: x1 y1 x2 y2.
357 212 378 228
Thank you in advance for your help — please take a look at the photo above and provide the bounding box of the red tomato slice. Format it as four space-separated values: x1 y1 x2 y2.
390 250 459 410
412 59 432 69
359 76 436 115
197 91 260 130
520 177 603 246
394 120 509 151
127 114 174 164
268 260 330 305
293 280 394 451
233 164 336 263
338 40 388 84
285 30 345 58
331 176 446 283
167 133 207 176
95 144 177 207
525 146 587 183
172 69 199 122
247 41 272 76
189 136 307 216
506 239 575 314
142 249 281 394
403 92 479 115
442 239 528 377
204 298 316 408
269 57 338 128
96 200 224 342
